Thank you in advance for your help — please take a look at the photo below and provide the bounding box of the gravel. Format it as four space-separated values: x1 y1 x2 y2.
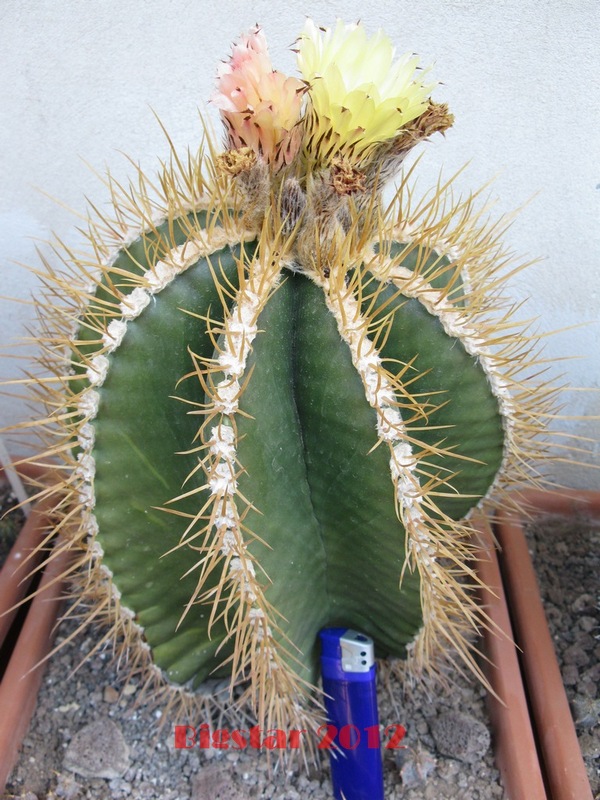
2 490 598 799
2 611 503 799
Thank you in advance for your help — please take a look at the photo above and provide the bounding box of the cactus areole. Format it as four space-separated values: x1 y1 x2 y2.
20 20 554 736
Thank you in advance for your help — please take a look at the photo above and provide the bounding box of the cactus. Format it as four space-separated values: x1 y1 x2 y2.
8 21 556 741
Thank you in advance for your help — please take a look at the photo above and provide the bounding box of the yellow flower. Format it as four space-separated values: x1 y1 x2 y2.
213 26 304 170
297 20 435 165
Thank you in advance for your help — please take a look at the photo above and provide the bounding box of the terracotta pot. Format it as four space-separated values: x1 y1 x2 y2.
0 463 68 793
476 490 597 800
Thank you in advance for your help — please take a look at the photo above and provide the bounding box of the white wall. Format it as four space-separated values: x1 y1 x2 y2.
1 0 598 486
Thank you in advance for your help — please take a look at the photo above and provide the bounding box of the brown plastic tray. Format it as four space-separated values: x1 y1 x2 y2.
476 490 597 800
0 463 67 792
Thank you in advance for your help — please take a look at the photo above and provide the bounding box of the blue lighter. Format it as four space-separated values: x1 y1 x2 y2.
319 628 384 800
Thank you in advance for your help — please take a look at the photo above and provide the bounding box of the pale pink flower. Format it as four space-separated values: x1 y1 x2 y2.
213 26 304 170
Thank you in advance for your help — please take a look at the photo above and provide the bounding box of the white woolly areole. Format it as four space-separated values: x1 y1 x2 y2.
146 260 179 293
90 536 104 558
392 442 417 469
82 267 102 294
212 424 235 444
210 474 238 496
142 233 235 295
76 451 96 483
78 422 96 451
104 206 229 262
248 607 273 642
214 379 241 415
218 350 246 378
78 389 100 419
78 481 95 509
229 556 256 580
356 351 381 373
227 319 258 338
213 291 263 381
209 425 236 460
120 287 151 319
221 529 237 552
86 354 110 387
103 319 128 352
210 459 238 495
237 290 261 313
86 514 99 540
377 408 405 441
109 581 122 601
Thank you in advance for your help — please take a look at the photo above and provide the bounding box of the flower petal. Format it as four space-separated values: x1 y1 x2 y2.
214 26 304 169
298 19 436 164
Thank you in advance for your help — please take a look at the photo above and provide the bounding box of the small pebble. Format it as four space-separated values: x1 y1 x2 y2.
396 745 436 788
564 644 590 667
580 732 600 760
63 718 130 779
191 764 238 799
571 695 600 729
431 711 490 764
104 686 120 704
54 771 81 799
572 594 596 614
580 677 598 698
562 664 579 686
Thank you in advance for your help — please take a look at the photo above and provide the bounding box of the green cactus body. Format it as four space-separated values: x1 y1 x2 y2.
85 229 504 687
53 160 523 733
8 21 556 741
